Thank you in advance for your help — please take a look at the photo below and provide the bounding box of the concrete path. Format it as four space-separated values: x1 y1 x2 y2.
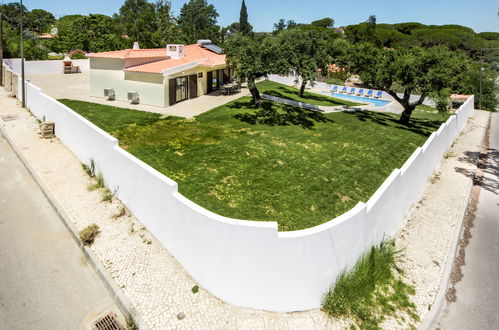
0 134 122 330
438 111 499 329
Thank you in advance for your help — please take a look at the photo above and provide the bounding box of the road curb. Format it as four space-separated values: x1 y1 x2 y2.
419 111 491 330
0 121 150 330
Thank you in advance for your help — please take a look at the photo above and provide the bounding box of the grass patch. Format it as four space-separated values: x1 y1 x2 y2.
256 80 361 107
322 240 418 329
79 224 100 246
62 98 447 231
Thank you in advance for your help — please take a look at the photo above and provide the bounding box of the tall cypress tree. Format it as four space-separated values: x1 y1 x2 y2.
239 0 251 35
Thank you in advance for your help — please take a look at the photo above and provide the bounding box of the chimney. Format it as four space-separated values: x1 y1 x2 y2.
133 42 140 50
166 44 185 59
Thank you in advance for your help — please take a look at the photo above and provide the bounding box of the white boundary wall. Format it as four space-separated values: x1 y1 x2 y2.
4 58 90 75
8 70 474 312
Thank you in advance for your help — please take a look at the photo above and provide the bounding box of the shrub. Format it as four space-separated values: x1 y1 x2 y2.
79 224 100 246
68 49 87 59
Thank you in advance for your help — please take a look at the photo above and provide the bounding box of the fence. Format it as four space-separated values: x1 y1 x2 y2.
5 68 474 312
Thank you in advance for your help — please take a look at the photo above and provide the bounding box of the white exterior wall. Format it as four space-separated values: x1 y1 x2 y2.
90 58 166 107
13 72 475 312
4 58 90 74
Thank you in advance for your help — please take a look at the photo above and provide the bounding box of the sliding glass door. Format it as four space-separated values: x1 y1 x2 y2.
176 76 188 102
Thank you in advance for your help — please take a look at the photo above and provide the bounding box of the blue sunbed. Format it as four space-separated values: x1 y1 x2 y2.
366 90 373 97
375 91 383 99
340 86 347 93
348 87 356 95
356 88 364 96
331 85 338 93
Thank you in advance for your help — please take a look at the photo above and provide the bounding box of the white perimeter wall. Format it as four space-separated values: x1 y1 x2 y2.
4 58 90 75
7 66 474 312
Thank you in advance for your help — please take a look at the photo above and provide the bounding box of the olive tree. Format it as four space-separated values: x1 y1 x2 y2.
347 43 469 124
225 33 279 106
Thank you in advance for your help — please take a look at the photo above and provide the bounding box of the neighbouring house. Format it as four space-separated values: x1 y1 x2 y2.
87 40 232 107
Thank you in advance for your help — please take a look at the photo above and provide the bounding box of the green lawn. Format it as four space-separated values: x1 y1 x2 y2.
257 80 361 107
60 98 447 231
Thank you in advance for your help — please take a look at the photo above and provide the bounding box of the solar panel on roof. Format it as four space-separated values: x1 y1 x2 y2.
203 44 223 54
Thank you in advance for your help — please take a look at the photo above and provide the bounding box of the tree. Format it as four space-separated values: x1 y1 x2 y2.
311 17 334 28
225 33 279 106
178 0 219 44
346 43 469 124
0 2 26 30
116 0 157 48
276 28 331 97
273 18 287 34
154 0 182 45
27 9 55 33
239 0 252 35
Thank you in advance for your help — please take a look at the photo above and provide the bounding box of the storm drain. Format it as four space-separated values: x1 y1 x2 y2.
93 312 125 330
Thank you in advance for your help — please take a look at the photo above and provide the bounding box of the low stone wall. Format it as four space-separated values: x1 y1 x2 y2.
10 74 475 312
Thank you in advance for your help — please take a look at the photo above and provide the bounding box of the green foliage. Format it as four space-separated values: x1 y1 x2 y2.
27 9 56 33
52 14 127 53
457 63 498 111
116 0 158 48
63 98 447 231
239 0 252 35
191 285 199 294
275 28 334 95
154 0 183 45
311 17 334 28
346 44 469 122
225 33 278 104
322 240 419 329
178 0 220 44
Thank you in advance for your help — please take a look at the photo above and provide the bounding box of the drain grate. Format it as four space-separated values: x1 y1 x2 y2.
93 312 125 330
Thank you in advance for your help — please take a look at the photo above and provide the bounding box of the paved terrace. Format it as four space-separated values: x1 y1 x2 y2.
27 73 250 118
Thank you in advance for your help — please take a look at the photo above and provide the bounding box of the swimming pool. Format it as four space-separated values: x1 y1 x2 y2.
328 92 392 107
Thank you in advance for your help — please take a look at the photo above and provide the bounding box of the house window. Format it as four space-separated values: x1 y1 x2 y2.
198 72 203 78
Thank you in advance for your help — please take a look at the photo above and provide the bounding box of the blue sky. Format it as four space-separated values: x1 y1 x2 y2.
8 0 499 33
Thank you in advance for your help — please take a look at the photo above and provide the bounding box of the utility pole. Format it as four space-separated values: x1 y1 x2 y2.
20 0 26 107
0 12 4 87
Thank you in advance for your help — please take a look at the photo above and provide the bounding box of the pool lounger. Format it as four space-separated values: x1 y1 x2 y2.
356 88 364 96
331 85 339 93
365 90 373 97
375 91 383 99
348 87 356 95
340 86 347 93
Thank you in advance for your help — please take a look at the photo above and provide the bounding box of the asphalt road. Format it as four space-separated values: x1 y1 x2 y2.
438 111 499 329
0 134 121 330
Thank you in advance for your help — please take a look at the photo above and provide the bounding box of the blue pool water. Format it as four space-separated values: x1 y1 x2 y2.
329 92 391 107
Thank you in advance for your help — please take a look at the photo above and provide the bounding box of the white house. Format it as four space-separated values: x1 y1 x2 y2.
87 40 232 107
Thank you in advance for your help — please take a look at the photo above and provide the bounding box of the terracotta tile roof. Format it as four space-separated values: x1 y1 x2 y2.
124 45 226 74
87 48 168 60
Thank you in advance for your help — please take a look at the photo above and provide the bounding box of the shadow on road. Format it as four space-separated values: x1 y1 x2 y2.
455 148 499 195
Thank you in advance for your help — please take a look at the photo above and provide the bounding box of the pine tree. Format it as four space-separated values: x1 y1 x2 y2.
239 0 252 35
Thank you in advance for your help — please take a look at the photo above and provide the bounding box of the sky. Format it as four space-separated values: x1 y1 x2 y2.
6 0 499 33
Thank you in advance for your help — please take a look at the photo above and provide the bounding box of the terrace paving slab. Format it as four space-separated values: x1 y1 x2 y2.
0 84 489 329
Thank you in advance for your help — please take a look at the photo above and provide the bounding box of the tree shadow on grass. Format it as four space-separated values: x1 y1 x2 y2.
343 110 445 137
263 86 349 106
232 101 333 129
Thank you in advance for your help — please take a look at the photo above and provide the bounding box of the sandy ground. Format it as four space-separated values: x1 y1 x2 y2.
0 84 489 329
